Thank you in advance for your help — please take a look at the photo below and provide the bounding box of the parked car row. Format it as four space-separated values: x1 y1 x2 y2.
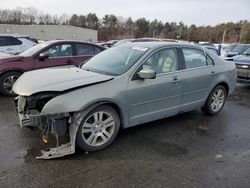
223 44 250 60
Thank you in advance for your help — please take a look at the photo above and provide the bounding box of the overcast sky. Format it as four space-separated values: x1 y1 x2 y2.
1 0 250 26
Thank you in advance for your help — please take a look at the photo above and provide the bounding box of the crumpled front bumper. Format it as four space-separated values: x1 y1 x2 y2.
14 96 77 159
14 96 41 128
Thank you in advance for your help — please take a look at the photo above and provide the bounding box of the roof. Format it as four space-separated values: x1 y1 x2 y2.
0 33 23 37
118 41 204 51
39 40 104 49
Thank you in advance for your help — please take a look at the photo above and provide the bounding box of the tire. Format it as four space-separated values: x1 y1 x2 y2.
202 85 227 115
0 71 22 96
76 105 120 152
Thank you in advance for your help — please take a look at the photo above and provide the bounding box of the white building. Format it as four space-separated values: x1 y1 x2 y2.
0 24 98 42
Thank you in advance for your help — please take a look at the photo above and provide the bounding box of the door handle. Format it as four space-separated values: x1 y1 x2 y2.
172 76 180 84
210 71 217 76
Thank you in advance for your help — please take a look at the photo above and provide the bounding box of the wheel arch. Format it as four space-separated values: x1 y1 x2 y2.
213 82 229 96
79 100 126 129
0 69 24 77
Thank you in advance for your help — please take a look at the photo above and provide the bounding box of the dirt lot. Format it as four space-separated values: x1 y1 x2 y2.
0 83 250 188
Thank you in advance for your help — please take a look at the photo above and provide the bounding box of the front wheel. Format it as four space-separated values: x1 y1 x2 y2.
0 71 21 96
76 105 120 152
202 85 227 115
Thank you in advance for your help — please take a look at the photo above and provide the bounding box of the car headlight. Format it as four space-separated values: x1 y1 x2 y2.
25 92 60 112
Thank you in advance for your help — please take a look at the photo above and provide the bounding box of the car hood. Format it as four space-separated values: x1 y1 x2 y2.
0 55 23 63
13 67 114 96
226 51 238 56
233 55 250 63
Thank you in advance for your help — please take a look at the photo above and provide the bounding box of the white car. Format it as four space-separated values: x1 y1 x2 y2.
0 34 37 55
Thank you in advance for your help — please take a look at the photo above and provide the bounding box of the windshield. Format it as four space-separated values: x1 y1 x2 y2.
231 45 243 52
82 45 148 76
224 44 238 51
20 41 52 57
243 47 250 55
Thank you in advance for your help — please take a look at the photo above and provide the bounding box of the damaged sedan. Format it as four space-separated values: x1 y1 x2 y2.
13 42 236 159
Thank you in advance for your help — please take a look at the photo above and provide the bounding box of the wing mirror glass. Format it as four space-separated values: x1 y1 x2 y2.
138 69 156 79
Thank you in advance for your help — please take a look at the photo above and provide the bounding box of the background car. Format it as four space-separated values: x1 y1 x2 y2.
233 48 250 82
221 43 239 56
0 34 37 55
224 44 250 59
0 40 104 96
98 40 119 49
13 42 236 159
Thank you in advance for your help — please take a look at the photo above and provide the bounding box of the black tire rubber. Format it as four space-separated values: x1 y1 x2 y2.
0 71 22 96
202 85 227 116
76 105 120 152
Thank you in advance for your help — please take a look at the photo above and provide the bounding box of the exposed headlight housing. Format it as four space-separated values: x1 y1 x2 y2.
25 92 60 113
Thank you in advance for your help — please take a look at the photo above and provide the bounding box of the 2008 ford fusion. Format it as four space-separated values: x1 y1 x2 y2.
13 42 236 159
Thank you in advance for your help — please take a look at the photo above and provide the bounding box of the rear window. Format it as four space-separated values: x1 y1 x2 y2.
0 36 22 46
183 48 207 69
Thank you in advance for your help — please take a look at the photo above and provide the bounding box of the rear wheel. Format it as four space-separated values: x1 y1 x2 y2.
76 105 120 152
202 85 227 115
0 71 21 96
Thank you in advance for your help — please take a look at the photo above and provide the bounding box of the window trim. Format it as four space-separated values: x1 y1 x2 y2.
44 43 74 59
131 47 181 81
33 43 74 60
181 47 214 70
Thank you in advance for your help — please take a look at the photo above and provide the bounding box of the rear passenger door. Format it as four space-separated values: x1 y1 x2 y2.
74 43 102 66
179 47 216 112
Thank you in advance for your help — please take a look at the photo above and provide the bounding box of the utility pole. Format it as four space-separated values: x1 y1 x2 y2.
179 26 182 39
222 28 226 44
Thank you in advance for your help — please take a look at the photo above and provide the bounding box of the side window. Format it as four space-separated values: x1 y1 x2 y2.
183 48 207 69
0 37 14 46
143 48 178 74
10 37 22 45
206 55 214 65
94 46 102 54
46 44 72 57
75 44 94 56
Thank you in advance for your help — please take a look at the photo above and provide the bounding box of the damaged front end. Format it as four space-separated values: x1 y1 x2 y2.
14 92 78 159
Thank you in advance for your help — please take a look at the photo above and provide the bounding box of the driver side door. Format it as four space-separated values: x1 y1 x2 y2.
33 43 75 69
127 47 182 126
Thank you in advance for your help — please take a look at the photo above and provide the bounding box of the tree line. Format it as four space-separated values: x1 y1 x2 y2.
0 7 250 43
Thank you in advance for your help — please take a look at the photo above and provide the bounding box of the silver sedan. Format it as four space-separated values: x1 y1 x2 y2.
13 42 236 159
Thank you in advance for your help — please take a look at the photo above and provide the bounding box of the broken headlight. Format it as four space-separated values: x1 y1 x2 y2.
25 92 60 113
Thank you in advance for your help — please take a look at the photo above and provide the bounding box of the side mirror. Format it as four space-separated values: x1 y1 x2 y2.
138 69 156 79
39 52 49 61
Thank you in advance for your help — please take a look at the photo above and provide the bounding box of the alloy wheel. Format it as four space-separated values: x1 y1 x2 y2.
3 75 19 94
81 111 116 146
210 88 225 112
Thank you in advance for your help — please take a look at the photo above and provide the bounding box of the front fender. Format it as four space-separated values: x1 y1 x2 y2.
40 79 128 127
